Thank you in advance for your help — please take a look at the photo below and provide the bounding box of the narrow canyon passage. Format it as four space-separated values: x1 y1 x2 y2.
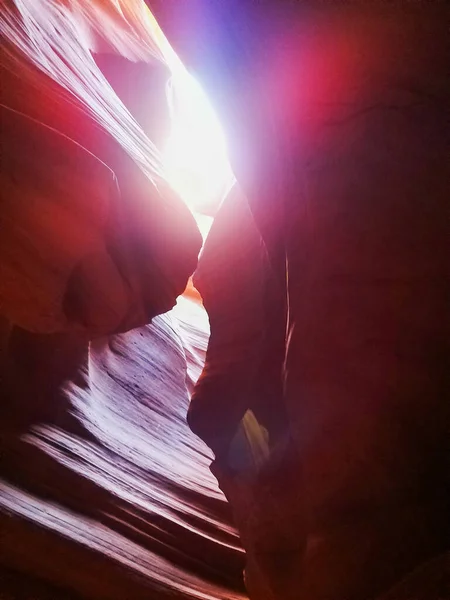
1 2 247 597
1 297 248 599
1 1 449 600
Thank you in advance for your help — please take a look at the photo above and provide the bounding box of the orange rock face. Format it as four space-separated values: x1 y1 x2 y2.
1 2 449 600
1 2 244 598
1 0 202 335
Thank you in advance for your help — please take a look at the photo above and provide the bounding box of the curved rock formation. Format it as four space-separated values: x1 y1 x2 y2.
1 1 449 599
1 2 244 598
153 2 450 599
1 0 202 334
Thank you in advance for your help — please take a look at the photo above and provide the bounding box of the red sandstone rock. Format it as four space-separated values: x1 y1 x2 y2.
1 3 243 598
1 1 449 599
1 0 202 335
153 3 450 599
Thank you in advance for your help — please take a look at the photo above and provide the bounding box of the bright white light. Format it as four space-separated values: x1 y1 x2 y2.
164 71 234 214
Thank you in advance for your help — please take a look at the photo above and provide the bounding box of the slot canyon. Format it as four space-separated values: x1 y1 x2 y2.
1 1 449 599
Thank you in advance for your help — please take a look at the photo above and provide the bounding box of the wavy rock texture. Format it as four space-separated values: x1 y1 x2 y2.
1 299 246 599
1 2 450 600
1 2 245 598
1 0 202 334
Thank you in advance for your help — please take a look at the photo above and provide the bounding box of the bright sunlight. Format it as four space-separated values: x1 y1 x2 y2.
164 70 234 216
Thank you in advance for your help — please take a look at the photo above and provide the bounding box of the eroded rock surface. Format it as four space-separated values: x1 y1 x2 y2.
1 2 449 599
1 2 245 598
161 3 450 599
